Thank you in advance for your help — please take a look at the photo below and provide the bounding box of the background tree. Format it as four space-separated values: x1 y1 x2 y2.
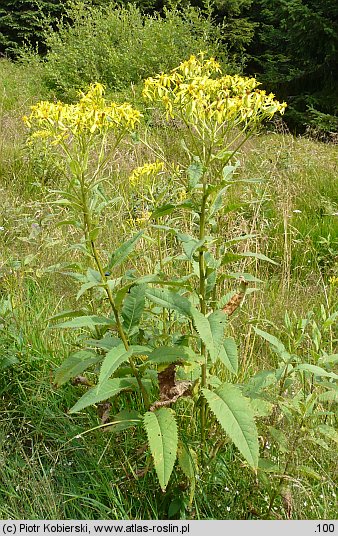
246 0 338 132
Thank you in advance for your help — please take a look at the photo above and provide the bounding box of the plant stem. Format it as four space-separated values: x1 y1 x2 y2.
199 184 208 445
78 170 150 409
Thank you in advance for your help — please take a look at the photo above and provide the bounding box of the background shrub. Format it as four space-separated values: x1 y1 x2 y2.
41 3 230 101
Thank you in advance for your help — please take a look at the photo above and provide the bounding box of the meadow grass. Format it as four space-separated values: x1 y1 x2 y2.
0 59 337 520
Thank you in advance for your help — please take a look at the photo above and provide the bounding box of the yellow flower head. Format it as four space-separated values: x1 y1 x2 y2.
143 53 287 126
129 161 164 185
23 83 142 143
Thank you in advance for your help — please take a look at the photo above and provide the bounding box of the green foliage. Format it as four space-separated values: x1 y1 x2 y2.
202 384 259 468
0 0 67 56
246 0 338 131
143 408 178 491
42 3 226 100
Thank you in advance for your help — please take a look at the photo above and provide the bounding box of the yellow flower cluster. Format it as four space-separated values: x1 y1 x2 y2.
129 161 164 185
23 83 142 142
143 53 287 125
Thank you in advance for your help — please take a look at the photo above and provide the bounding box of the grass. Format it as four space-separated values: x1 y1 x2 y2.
0 58 337 520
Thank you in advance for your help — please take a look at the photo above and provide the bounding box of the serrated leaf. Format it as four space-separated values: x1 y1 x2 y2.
177 442 198 480
296 465 322 480
191 309 227 362
98 344 133 384
144 408 178 491
243 370 277 396
76 281 101 300
55 315 114 329
151 203 176 219
203 384 259 468
319 354 338 365
55 350 101 386
295 364 338 379
218 337 238 374
121 284 146 335
148 346 201 365
69 377 138 413
176 232 206 261
107 230 144 270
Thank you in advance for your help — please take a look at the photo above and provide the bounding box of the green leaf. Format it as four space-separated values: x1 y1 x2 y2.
55 315 114 329
239 251 278 265
177 442 198 480
187 158 203 189
69 378 138 413
148 346 201 365
176 232 206 261
295 364 338 379
121 284 146 335
191 309 227 362
107 230 144 270
218 337 238 374
55 350 101 386
317 424 338 444
76 281 101 300
108 409 142 434
268 426 288 453
319 354 338 365
0 355 19 370
146 288 193 318
48 309 86 322
98 344 133 385
250 398 273 417
203 384 259 468
254 327 292 362
296 465 322 480
151 204 176 219
143 408 178 491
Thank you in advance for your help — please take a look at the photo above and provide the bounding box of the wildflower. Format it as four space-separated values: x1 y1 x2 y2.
143 53 286 127
129 161 164 185
23 83 142 144
0 226 4 231
293 210 302 214
226 506 231 512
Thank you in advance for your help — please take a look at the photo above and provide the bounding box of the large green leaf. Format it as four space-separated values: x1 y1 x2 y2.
218 337 238 374
107 230 144 270
121 284 146 335
143 408 178 491
191 309 227 362
55 315 114 329
69 378 138 413
146 288 194 318
55 350 101 386
98 344 133 385
203 384 259 468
